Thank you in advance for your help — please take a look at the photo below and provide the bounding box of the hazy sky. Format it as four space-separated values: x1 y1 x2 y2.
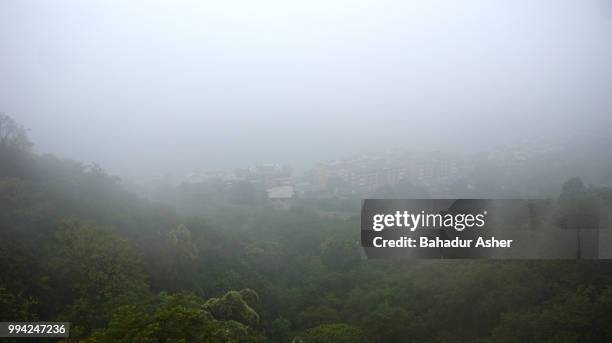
1 0 611 178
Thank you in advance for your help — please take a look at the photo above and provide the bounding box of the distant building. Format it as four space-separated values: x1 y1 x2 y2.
266 185 294 210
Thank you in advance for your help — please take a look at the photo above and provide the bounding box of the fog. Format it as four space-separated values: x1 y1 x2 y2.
1 0 611 179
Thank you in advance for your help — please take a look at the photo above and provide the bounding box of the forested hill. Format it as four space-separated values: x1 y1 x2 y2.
2 114 612 342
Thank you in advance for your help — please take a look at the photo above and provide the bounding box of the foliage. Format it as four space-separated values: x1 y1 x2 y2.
0 285 37 321
46 218 149 333
88 292 265 343
1 115 612 342
0 113 32 178
204 289 260 327
298 323 369 343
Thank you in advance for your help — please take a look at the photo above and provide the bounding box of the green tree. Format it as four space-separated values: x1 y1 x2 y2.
0 113 33 177
554 177 600 258
0 284 37 321
320 238 361 271
0 113 32 153
298 323 369 343
204 289 260 327
46 218 149 333
485 286 612 342
89 291 266 343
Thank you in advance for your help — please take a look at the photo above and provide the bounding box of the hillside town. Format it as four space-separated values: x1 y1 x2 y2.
128 138 568 209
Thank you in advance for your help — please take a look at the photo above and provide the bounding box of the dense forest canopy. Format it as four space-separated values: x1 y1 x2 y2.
1 114 612 342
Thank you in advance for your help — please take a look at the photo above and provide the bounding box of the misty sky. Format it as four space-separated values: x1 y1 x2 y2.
1 0 611 179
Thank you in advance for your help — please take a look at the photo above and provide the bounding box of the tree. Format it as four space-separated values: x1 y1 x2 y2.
0 284 37 321
46 218 149 333
485 286 612 342
204 289 260 327
554 177 600 258
0 113 32 177
298 323 369 343
228 181 261 205
87 292 216 343
320 238 361 271
0 113 31 152
89 291 266 343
